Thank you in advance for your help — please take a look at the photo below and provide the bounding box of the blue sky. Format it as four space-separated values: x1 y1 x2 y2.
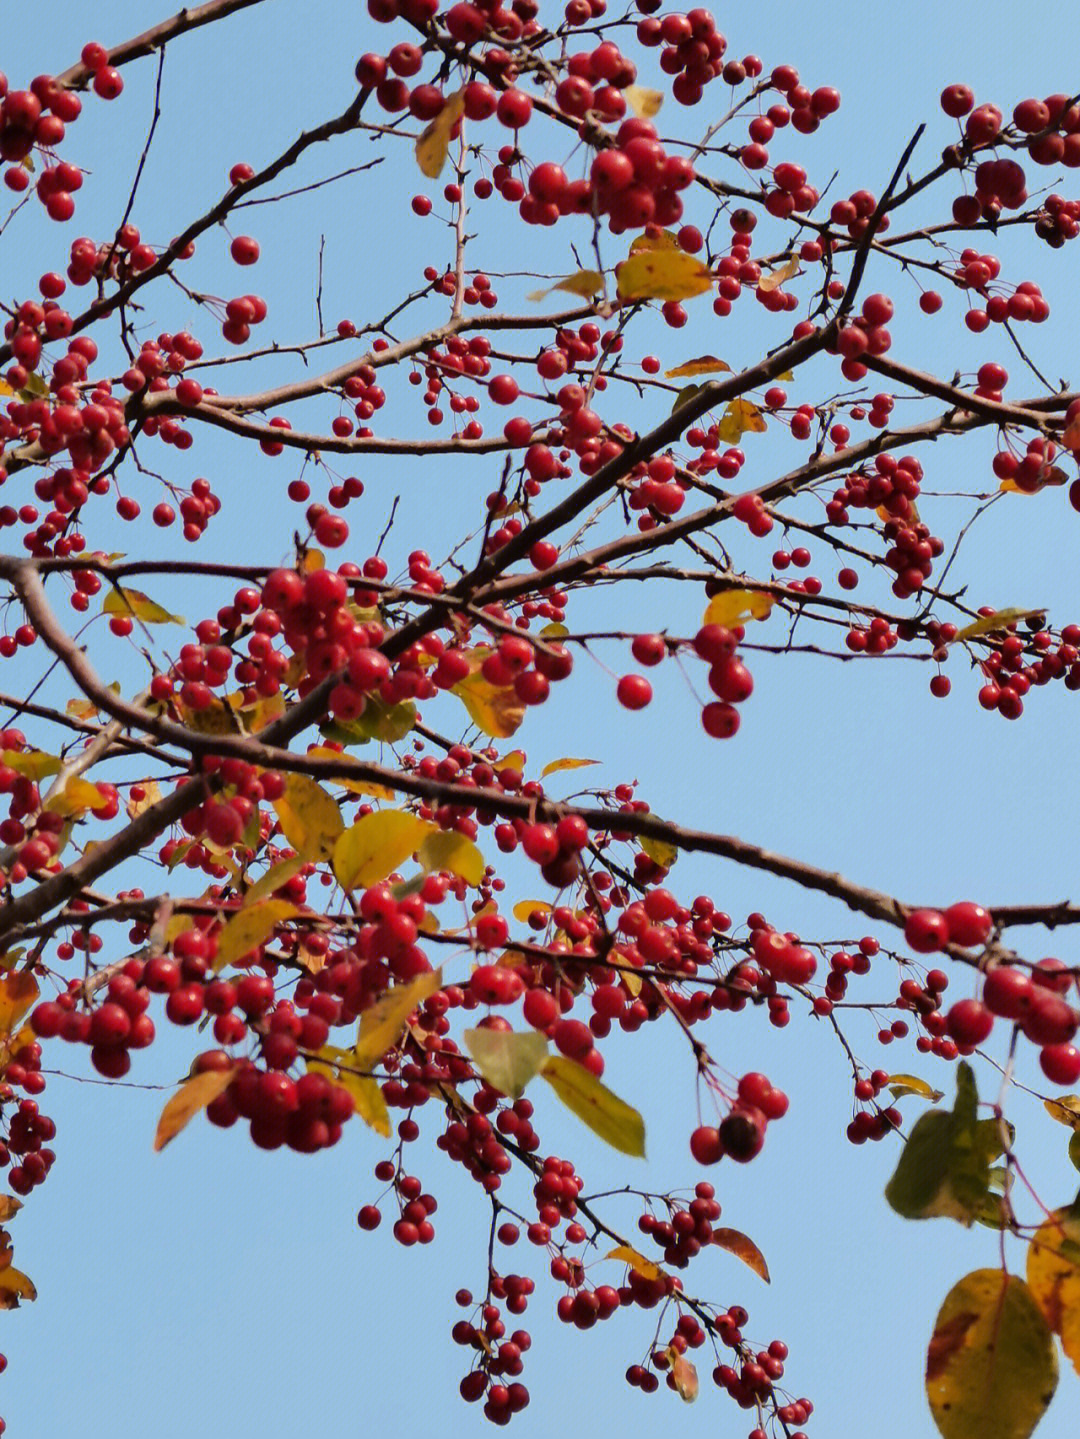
3 3 1080 1437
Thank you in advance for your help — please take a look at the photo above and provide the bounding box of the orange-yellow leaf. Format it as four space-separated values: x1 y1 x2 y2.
0 1265 36 1309
0 1197 21 1221
126 778 162 818
495 750 527 773
713 1226 770 1282
513 899 551 923
47 776 109 817
1 749 61 780
154 1066 236 1150
415 90 466 179
527 269 604 303
717 397 767 443
452 673 526 739
1027 1209 1080 1375
664 355 732 379
617 247 712 303
605 1244 663 1280
0 972 39 1039
307 1047 392 1136
702 588 774 627
999 466 1068 495
666 1349 699 1402
540 756 599 778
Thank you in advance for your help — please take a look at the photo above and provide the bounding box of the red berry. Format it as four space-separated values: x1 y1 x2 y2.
616 674 652 710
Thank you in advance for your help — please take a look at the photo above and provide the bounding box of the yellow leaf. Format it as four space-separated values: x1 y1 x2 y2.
717 397 767 443
65 697 98 721
0 1197 22 1221
539 621 569 638
623 84 664 118
640 834 677 869
757 255 800 293
926 1269 1057 1439
272 773 344 862
352 969 444 1070
0 1264 36 1309
153 1066 236 1150
102 587 184 624
954 609 1044 643
126 778 162 818
175 696 244 738
1 749 61 780
1027 1209 1080 1375
1044 1096 1080 1130
418 828 486 885
668 1351 699 1403
605 1244 663 1281
528 269 604 303
702 588 774 627
242 856 305 908
540 757 599 778
452 674 526 739
333 809 432 891
48 776 109 817
495 750 527 773
713 1227 770 1283
230 690 285 733
0 972 39 1039
664 355 732 379
888 1073 946 1102
164 913 194 944
415 89 466 179
629 229 680 253
539 1054 646 1157
212 898 299 972
513 899 551 923
616 247 713 302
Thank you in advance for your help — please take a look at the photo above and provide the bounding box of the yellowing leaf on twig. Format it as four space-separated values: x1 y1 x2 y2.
0 972 39 1039
623 85 663 118
126 778 162 818
305 748 397 799
272 773 344 862
954 609 1044 643
629 229 680 253
242 856 305 908
717 397 767 443
415 89 465 179
605 1244 663 1281
757 255 800 292
212 898 299 972
464 1028 549 1099
452 673 526 739
703 588 774 627
102 587 184 624
333 809 433 891
527 269 604 303
712 1227 770 1283
540 757 599 778
888 1073 945 1102
1027 1208 1080 1376
616 247 713 303
47 776 109 817
0 1263 36 1309
1 749 61 780
307 1046 391 1136
925 1269 1057 1439
352 968 444 1070
418 828 486 885
153 1066 236 1151
664 355 732 379
640 834 678 869
1044 1095 1080 1130
495 750 527 773
540 1053 646 1157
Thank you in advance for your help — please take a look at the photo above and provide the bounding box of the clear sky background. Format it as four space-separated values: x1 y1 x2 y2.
3 3 1080 1437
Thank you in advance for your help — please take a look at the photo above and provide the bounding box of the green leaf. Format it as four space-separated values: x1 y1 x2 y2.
333 810 433 891
321 697 417 746
1070 1131 1080 1172
539 1054 646 1157
464 1028 549 1099
926 1270 1057 1439
885 1062 997 1225
640 834 678 869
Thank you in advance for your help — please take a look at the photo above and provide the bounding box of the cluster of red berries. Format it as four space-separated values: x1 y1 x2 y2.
2 1091 56 1198
634 6 732 108
690 1072 788 1165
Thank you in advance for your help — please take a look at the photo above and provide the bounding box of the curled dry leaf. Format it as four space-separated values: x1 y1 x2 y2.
712 1226 771 1283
